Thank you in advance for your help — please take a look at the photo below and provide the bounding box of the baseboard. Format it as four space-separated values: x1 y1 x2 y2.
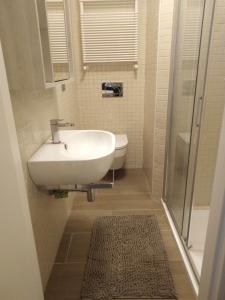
161 199 199 296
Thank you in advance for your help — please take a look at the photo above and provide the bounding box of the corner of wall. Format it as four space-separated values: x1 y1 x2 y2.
143 0 174 200
151 0 174 200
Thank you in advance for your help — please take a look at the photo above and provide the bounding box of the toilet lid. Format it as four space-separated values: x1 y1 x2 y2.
115 134 128 149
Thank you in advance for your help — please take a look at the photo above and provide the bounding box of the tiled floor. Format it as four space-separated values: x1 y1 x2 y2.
45 169 197 300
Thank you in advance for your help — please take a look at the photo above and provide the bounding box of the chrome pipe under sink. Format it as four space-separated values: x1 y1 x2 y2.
49 182 113 202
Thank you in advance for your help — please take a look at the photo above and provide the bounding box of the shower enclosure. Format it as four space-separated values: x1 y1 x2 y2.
163 0 216 282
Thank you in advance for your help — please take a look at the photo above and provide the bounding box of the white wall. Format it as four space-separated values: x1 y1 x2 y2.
9 82 76 289
1 25 77 290
0 42 44 300
143 0 159 192
151 0 174 199
143 0 174 198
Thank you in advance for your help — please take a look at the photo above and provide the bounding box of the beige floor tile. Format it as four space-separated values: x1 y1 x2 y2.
169 261 197 299
161 230 182 262
99 169 150 195
96 193 152 202
45 169 196 300
73 194 161 211
65 210 112 233
96 184 150 195
67 233 91 263
45 263 85 300
55 234 71 263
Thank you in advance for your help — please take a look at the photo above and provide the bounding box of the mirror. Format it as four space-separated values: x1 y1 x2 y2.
45 0 71 82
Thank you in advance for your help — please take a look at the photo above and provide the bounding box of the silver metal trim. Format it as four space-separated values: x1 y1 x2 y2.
50 119 74 143
162 0 217 280
162 0 180 202
195 96 203 127
48 182 113 202
182 0 217 243
165 202 201 283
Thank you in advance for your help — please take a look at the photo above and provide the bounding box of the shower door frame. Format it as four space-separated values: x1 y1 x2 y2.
163 0 216 281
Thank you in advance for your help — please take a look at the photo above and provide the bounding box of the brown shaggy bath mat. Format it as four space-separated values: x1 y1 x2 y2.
81 215 177 299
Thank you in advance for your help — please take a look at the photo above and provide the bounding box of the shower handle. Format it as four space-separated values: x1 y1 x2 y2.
195 96 203 127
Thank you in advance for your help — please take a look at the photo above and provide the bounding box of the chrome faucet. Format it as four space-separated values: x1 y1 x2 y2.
50 119 74 144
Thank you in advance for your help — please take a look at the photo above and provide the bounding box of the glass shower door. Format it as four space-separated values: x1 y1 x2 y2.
164 0 206 234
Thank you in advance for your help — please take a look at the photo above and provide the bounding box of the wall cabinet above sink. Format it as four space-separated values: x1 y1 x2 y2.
0 0 74 91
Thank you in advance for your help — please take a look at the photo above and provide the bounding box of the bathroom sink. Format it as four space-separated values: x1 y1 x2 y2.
28 130 115 186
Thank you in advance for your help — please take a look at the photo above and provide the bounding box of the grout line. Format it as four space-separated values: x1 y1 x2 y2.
65 234 73 263
71 231 91 235
111 209 163 212
73 208 163 212
54 261 86 265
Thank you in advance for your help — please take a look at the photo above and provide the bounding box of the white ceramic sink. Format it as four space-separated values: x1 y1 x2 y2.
28 130 115 186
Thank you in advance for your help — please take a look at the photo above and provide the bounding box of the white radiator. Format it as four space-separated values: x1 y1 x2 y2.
80 0 138 67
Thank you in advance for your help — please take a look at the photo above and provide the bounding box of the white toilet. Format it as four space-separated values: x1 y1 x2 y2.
110 134 128 180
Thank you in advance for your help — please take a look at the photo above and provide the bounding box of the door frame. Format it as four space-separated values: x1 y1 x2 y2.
162 0 179 203
181 0 216 244
163 0 216 244
162 0 216 288
162 0 225 297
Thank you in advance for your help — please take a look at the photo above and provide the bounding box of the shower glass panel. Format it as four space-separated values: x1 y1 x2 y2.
165 0 205 234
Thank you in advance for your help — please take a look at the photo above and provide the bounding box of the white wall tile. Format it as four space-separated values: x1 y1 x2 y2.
143 0 174 199
71 0 147 168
